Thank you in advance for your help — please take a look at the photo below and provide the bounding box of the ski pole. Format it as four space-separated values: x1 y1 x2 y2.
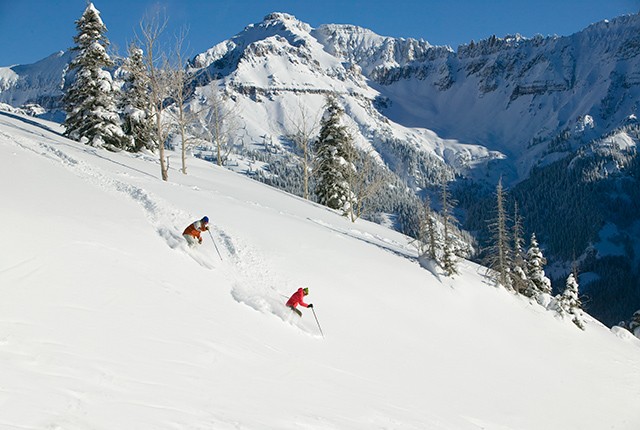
208 230 223 261
311 307 325 339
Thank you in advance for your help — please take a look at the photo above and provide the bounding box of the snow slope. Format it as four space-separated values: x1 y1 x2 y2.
1 111 639 429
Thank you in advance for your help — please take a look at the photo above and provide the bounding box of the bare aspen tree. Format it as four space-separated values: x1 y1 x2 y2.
346 149 386 222
412 195 439 260
201 84 242 166
137 12 172 181
285 99 321 200
167 27 197 175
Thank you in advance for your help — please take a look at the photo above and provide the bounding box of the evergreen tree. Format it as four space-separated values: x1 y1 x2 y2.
63 3 126 149
485 178 512 289
120 43 153 152
440 179 458 276
416 195 439 260
442 241 459 277
556 273 585 330
629 310 640 339
426 199 439 262
524 233 552 298
314 95 356 216
511 202 529 294
618 309 640 339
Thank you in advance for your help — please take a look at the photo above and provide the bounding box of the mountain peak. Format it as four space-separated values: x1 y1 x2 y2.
188 12 316 72
262 12 298 23
257 12 312 34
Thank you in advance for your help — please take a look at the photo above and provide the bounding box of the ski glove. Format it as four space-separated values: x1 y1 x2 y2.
308 304 313 308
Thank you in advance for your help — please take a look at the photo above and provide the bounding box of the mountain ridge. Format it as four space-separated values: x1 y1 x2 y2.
4 11 639 182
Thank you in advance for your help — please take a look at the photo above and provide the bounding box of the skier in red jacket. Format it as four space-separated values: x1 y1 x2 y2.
286 287 313 317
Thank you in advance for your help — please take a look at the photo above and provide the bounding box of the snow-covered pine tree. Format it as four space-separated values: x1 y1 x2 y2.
440 179 458 276
619 310 640 339
556 273 585 330
120 43 153 152
629 310 640 339
63 3 126 149
510 202 529 294
314 95 356 216
416 195 439 260
524 233 552 300
442 241 458 277
485 178 513 289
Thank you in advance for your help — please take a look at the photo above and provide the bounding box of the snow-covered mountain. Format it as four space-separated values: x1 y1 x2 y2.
2 108 640 430
186 12 498 187
2 11 640 325
0 50 73 121
6 12 639 183
345 13 640 182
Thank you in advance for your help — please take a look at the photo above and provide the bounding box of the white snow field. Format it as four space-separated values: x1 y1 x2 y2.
0 111 639 429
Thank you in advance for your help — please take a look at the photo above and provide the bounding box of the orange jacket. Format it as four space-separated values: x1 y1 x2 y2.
183 220 208 239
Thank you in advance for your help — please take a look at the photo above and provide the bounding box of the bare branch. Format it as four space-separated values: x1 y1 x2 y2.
284 98 322 199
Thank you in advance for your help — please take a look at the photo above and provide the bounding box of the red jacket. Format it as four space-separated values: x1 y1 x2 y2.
286 288 309 308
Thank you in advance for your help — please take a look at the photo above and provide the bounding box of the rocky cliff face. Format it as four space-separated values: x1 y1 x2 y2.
318 13 640 182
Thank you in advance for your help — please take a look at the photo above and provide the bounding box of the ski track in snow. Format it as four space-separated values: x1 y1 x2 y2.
308 217 416 259
5 131 228 270
227 235 320 336
5 125 316 336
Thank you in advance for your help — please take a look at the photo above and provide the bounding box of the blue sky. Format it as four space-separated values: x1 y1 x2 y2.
1 0 639 66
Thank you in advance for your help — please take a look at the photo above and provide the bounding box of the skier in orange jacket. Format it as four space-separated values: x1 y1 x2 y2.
183 216 210 246
286 287 313 317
